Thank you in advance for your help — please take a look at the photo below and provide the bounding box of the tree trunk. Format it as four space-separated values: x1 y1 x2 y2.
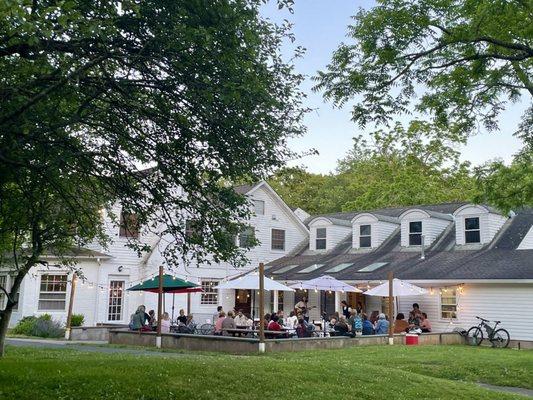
0 302 15 357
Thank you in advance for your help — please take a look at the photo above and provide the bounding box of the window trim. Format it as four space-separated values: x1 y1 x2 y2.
359 224 372 248
439 289 458 320
200 280 219 305
119 211 140 239
38 274 68 311
271 228 286 251
464 216 481 244
408 221 423 246
107 280 125 322
315 227 327 250
238 226 255 248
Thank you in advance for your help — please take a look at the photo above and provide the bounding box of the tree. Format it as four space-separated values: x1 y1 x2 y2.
314 0 532 138
269 121 478 214
0 0 305 356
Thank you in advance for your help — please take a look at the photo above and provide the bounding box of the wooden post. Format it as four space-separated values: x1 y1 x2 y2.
388 271 394 345
156 265 163 348
187 292 191 315
65 273 78 340
258 263 265 352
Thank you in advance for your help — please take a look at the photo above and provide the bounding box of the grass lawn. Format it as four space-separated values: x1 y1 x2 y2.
0 344 532 399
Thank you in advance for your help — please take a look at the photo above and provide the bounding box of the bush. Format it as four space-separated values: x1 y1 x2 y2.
31 317 64 338
12 316 38 335
70 314 84 327
11 314 64 338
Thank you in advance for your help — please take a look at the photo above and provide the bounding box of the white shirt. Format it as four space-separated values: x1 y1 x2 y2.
285 315 298 329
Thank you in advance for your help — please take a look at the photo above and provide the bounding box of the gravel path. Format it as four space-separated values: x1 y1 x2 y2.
477 383 533 398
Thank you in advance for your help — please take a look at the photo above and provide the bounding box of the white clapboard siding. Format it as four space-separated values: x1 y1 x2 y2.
397 283 533 341
454 205 507 245
400 210 451 247
517 225 533 250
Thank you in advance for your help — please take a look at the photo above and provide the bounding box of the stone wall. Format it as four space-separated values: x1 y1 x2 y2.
70 325 125 341
108 330 465 354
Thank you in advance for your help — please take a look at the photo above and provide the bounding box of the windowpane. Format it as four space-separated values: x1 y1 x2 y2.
409 233 422 246
409 221 422 233
465 230 481 244
360 225 371 236
325 263 353 273
315 228 327 249
253 200 265 215
360 236 372 248
201 280 219 305
440 289 457 319
108 281 125 321
239 227 255 248
271 229 285 250
465 217 480 230
316 228 326 238
297 264 324 274
119 211 140 238
272 265 299 274
316 238 326 250
38 274 67 310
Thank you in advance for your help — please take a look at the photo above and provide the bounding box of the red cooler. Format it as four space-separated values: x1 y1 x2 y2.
405 334 419 345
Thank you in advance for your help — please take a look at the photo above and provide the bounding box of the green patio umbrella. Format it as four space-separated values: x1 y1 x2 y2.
127 274 202 294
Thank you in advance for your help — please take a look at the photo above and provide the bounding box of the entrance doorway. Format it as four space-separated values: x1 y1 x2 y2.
234 289 251 316
348 292 366 313
321 291 336 317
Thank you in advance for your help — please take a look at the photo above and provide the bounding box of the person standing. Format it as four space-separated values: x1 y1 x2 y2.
295 296 310 322
212 306 223 324
160 312 171 333
221 310 236 336
341 300 351 319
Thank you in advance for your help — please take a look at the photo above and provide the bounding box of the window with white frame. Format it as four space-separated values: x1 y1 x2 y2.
200 280 219 305
271 229 285 251
108 280 125 321
464 217 481 243
409 221 423 246
38 274 67 310
359 225 372 248
440 289 457 319
253 199 265 215
315 228 326 250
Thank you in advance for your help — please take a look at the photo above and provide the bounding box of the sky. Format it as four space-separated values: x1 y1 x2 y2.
261 0 526 174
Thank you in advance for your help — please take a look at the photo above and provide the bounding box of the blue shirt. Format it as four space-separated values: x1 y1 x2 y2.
362 319 374 335
375 319 389 334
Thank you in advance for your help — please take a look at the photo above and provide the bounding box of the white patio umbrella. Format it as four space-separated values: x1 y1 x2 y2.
216 274 294 291
290 275 362 293
363 278 427 297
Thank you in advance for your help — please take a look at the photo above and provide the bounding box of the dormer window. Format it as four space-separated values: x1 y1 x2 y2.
316 228 327 250
409 221 422 246
359 225 371 248
464 217 481 243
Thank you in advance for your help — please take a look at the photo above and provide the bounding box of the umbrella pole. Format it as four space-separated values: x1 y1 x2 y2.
156 265 163 348
171 294 175 324
388 271 394 345
258 263 265 353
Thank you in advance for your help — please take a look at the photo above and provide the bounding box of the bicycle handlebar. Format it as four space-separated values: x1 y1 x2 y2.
475 316 489 322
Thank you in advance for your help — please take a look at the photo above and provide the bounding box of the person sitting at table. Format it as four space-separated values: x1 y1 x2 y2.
184 314 197 333
234 309 248 327
333 315 350 336
369 310 379 326
408 310 421 330
160 312 171 333
267 315 287 339
177 309 187 325
420 312 432 333
263 313 271 329
295 318 311 338
285 311 298 329
148 309 157 331
362 313 374 335
243 313 253 328
221 310 236 336
277 310 285 325
393 313 409 333
214 311 226 335
130 305 147 331
374 313 389 334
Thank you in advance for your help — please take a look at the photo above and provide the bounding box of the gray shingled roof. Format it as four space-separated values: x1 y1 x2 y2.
233 183 258 195
268 207 533 281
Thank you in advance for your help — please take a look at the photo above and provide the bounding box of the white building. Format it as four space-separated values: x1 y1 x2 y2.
3 183 533 345
2 181 308 327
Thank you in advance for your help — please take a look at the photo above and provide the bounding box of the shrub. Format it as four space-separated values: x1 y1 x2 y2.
11 314 64 338
30 317 64 338
11 316 38 336
70 314 84 327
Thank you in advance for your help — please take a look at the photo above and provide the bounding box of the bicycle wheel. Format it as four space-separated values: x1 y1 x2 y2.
491 329 510 348
467 327 483 346
198 323 214 335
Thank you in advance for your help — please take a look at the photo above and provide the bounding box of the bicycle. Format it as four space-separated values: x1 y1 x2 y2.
467 316 510 348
